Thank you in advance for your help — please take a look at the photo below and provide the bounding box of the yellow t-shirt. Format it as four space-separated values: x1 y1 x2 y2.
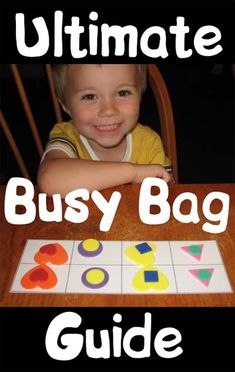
43 121 171 170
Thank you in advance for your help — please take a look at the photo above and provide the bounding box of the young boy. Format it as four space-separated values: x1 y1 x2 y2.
38 64 172 197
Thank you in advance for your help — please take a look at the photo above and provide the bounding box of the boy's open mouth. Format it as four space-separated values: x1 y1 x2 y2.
94 123 121 131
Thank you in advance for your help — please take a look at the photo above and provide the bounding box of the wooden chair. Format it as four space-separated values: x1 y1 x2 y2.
0 64 62 180
147 64 178 182
0 64 178 182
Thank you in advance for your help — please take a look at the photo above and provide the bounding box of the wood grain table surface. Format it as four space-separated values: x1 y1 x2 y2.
0 183 234 307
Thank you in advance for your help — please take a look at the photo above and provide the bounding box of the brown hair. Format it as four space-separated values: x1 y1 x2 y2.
52 64 147 102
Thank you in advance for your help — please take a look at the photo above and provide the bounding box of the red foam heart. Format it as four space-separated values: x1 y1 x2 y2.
30 267 49 282
34 243 68 265
39 244 56 256
21 264 57 289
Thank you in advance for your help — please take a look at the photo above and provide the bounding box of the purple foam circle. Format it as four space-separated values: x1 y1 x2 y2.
81 267 109 289
77 240 103 257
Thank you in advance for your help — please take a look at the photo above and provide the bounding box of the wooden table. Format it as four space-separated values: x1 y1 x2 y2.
0 183 234 307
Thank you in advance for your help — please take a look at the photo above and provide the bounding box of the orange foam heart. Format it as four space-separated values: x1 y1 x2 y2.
21 264 57 289
34 243 68 265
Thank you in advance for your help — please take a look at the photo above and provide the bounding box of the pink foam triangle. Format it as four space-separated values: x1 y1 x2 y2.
189 268 214 287
181 244 204 261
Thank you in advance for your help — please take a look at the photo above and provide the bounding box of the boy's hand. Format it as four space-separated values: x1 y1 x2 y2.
132 164 171 183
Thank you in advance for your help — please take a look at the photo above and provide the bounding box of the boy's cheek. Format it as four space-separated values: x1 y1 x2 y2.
121 102 139 117
71 109 91 125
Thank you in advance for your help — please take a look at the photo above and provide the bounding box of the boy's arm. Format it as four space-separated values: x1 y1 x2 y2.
37 150 170 197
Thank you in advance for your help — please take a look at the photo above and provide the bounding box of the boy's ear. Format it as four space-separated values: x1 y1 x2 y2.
59 100 71 117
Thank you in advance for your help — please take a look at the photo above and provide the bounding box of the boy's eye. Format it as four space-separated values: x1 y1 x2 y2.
81 94 96 101
117 90 131 97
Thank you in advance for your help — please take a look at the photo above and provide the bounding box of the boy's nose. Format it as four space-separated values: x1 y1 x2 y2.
98 98 119 117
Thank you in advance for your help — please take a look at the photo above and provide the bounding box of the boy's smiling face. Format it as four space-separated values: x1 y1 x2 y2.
62 64 141 160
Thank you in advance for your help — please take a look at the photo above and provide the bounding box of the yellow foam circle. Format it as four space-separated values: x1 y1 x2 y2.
86 269 105 285
83 239 100 252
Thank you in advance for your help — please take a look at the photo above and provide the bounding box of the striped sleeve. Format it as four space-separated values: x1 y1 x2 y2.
41 137 79 163
41 122 81 162
164 164 173 173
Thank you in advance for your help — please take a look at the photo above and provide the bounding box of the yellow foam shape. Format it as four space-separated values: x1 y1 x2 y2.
86 268 105 285
83 238 100 252
132 266 169 292
124 242 156 266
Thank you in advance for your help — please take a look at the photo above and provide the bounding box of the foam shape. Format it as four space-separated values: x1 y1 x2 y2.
181 244 204 261
21 264 57 289
136 242 152 254
132 266 169 292
124 242 156 266
144 270 159 282
34 243 68 265
189 268 214 287
78 239 103 257
81 267 109 289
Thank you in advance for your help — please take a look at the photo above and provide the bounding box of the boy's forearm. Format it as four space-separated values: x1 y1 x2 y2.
38 158 136 197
